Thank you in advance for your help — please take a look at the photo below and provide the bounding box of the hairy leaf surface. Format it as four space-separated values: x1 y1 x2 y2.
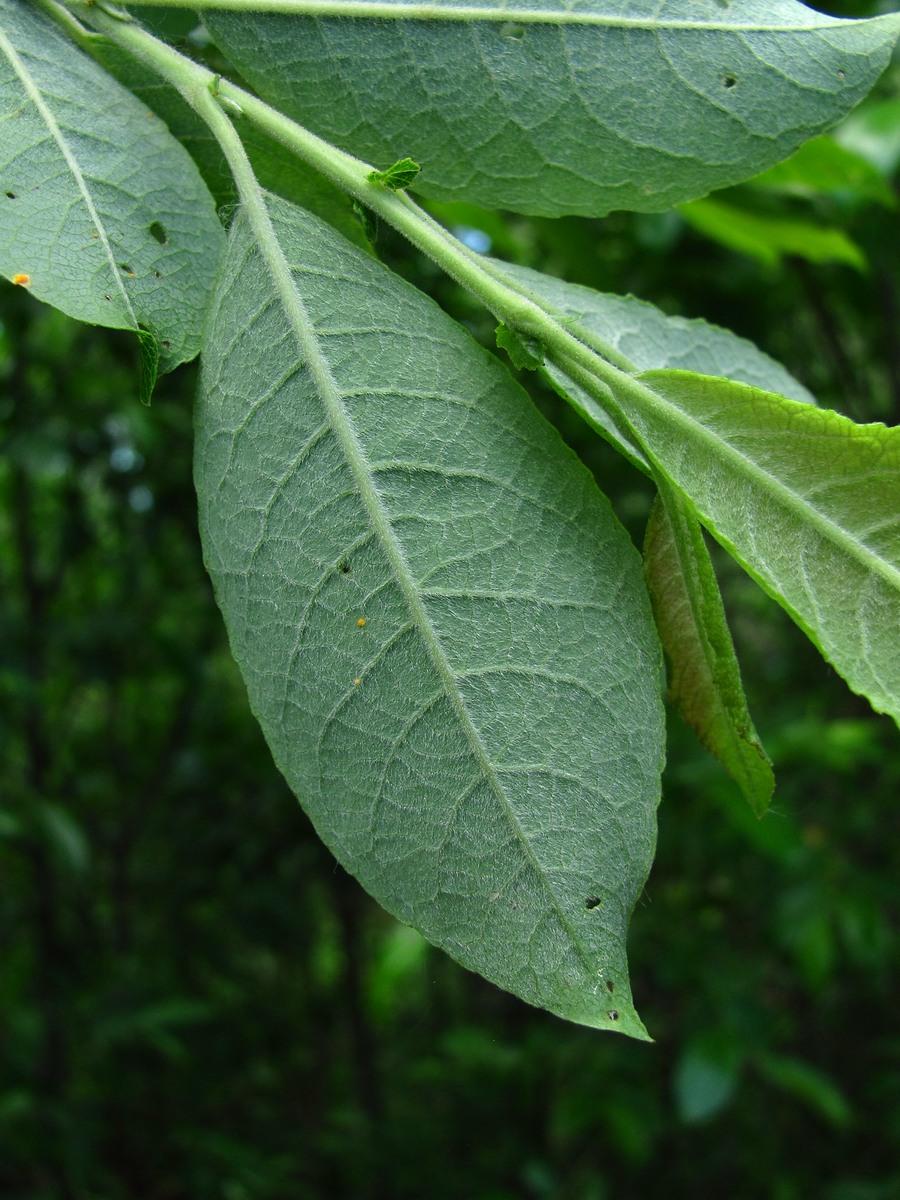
195 194 665 1036
0 0 223 369
491 265 796 804
620 373 900 725
205 1 900 217
496 262 815 466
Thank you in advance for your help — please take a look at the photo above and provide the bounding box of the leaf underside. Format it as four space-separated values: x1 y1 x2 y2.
493 263 799 807
0 0 223 369
205 2 900 216
625 372 900 727
503 262 899 728
195 194 666 1037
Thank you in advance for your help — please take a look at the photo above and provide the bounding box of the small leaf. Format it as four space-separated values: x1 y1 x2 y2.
749 135 896 208
495 323 544 371
674 1033 743 1123
367 156 421 191
644 483 774 816
0 0 224 369
195 194 665 1036
756 1053 853 1128
206 4 900 216
137 327 159 406
678 197 867 270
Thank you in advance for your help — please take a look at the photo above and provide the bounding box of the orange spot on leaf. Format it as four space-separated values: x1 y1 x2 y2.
12 273 30 286
357 617 366 627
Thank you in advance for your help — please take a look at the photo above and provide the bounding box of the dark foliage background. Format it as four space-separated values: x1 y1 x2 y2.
2 7 899 1197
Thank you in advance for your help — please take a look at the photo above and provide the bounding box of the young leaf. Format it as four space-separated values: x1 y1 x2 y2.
617 372 900 727
195 193 665 1037
204 2 900 217
644 483 774 817
0 0 223 370
367 156 421 192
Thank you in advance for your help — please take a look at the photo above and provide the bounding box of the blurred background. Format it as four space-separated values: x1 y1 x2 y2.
2 3 899 1197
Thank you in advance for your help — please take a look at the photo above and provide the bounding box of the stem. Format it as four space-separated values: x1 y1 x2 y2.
62 1 651 456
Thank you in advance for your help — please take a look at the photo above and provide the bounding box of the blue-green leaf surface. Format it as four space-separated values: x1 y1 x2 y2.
204 0 900 216
195 193 665 1036
0 0 224 369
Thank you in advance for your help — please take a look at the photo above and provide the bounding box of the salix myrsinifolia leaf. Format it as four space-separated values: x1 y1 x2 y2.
195 193 666 1037
0 0 223 369
205 2 900 216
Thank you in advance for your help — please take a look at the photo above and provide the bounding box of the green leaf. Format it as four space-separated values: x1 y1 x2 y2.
195 193 665 1036
749 135 896 208
0 0 223 369
756 1053 853 1128
495 322 544 371
644 482 774 816
495 262 815 467
674 1032 743 1123
90 44 368 246
835 95 900 179
204 3 900 217
616 371 900 727
367 156 421 191
678 197 867 270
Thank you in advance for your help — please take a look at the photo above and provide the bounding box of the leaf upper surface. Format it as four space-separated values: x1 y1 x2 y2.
195 194 665 1035
0 0 224 369
205 1 900 216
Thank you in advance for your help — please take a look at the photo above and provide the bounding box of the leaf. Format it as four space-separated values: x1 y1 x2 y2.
617 371 900 726
194 193 666 1036
756 1053 853 1128
495 322 544 371
367 156 421 191
644 482 774 816
749 135 896 208
0 0 223 369
674 1032 743 1123
495 261 816 467
204 2 900 217
835 95 900 179
678 197 867 270
88 41 371 249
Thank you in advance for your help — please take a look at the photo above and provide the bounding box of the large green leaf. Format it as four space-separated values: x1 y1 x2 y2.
0 0 223 370
204 1 900 217
194 193 665 1036
615 371 900 726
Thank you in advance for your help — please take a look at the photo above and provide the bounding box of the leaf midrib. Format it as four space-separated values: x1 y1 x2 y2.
633 372 900 594
0 22 137 328
238 199 599 980
196 0 867 33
